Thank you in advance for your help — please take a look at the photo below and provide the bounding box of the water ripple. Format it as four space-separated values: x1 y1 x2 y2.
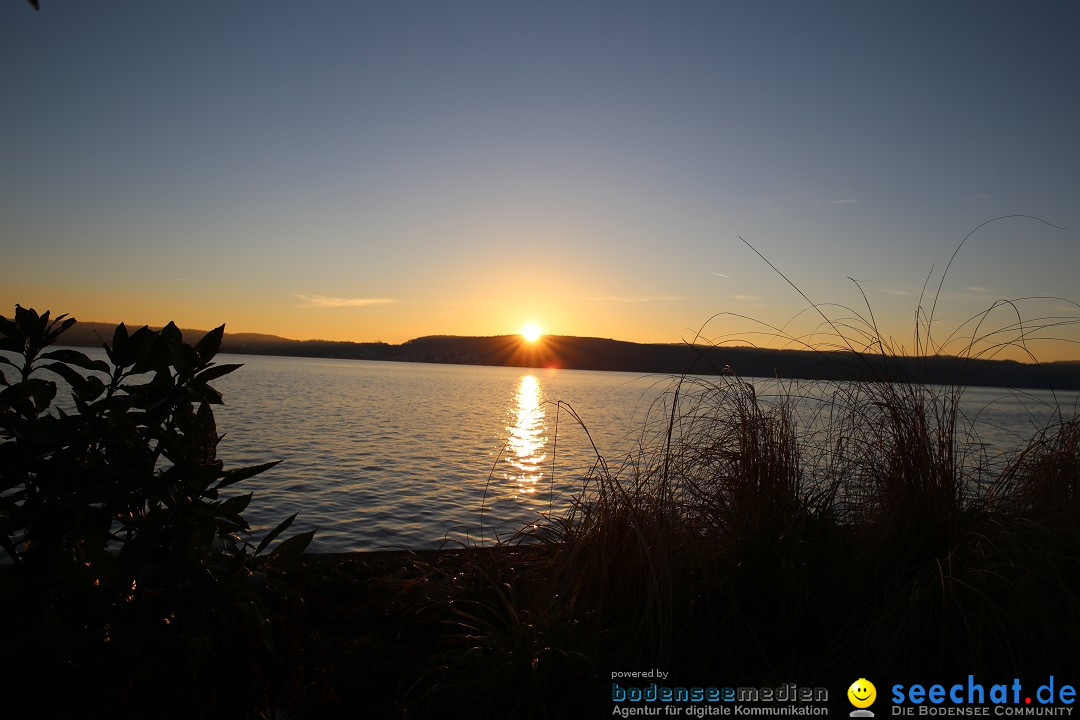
34 349 1080 552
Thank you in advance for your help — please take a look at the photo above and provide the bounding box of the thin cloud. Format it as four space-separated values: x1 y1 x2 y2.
436 299 508 307
813 198 859 205
734 294 760 301
712 272 730 278
727 302 792 309
581 295 691 304
296 294 397 308
967 287 991 293
883 289 911 296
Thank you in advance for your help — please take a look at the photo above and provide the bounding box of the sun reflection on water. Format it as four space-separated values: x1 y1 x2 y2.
505 374 547 494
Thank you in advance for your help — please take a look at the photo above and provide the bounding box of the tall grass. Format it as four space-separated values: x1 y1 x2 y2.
405 217 1080 716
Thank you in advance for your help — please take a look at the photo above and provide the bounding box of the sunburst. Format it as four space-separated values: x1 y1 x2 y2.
521 323 543 343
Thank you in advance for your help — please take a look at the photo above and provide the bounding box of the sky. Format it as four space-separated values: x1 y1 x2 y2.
3 1 1079 361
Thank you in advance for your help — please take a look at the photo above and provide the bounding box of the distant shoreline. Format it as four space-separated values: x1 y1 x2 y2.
57 321 1080 392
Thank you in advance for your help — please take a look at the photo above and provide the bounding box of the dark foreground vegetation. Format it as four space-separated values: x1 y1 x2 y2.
3 304 1080 718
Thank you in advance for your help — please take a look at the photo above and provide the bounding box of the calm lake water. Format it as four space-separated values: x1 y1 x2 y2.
210 356 674 552
22 350 1080 552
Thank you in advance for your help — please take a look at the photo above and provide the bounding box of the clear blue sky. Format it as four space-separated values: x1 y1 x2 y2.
3 1 1078 360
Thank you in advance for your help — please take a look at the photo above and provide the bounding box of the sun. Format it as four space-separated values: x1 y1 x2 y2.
521 323 544 343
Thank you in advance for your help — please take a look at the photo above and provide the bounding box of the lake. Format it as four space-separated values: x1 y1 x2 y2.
17 350 1080 552
210 356 675 552
208 354 1078 552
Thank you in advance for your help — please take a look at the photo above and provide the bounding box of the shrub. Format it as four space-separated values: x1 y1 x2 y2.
0 305 313 717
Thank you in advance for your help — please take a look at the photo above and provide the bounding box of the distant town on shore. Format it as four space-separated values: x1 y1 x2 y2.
59 322 1080 391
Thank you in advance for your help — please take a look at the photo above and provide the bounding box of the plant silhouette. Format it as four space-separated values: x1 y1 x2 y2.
0 305 313 716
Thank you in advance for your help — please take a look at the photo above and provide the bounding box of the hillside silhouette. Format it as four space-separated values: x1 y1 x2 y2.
54 322 1080 391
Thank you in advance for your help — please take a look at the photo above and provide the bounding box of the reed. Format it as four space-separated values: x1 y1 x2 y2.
409 218 1080 715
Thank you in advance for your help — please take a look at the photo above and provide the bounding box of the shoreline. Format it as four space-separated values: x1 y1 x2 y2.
50 323 1080 391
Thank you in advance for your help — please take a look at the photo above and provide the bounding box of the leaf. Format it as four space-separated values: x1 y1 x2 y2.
189 384 224 405
160 321 182 351
104 322 129 366
129 325 154 347
131 326 166 373
0 378 57 415
173 343 201 376
254 512 297 556
44 316 76 345
192 401 218 464
127 370 174 411
40 348 110 374
20 308 56 349
192 363 242 386
217 492 253 516
73 392 91 416
41 362 89 391
112 322 129 352
14 306 39 334
0 314 21 339
2 384 30 413
76 375 106 402
30 379 56 414
0 338 25 355
195 325 225 364
268 528 315 562
214 460 281 491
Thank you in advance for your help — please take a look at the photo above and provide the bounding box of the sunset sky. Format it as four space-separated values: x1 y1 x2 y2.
3 2 1079 361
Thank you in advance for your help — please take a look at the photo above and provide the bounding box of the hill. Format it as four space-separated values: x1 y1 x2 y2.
54 322 1080 391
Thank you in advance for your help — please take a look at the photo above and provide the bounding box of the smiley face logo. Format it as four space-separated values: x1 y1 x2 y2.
847 678 877 709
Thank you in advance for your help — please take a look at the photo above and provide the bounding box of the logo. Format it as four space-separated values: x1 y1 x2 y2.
848 678 877 717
